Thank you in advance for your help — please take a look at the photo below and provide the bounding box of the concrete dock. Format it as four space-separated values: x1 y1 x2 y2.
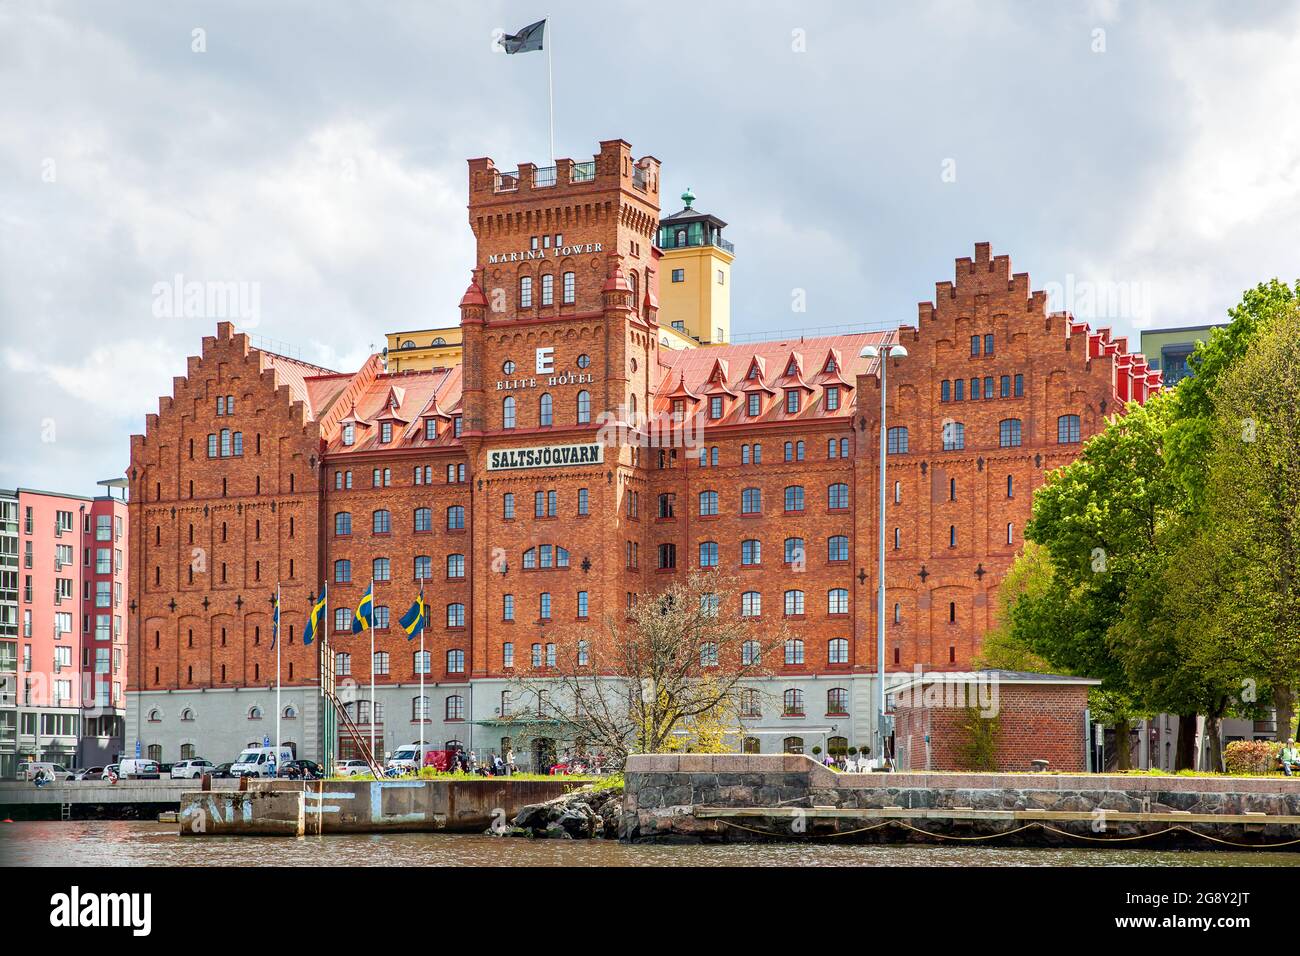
178 777 581 836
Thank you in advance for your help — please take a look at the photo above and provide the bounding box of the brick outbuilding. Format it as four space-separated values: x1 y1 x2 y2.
891 670 1100 773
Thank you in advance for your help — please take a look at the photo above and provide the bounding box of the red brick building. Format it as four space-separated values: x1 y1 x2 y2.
125 139 1160 767
892 671 1101 773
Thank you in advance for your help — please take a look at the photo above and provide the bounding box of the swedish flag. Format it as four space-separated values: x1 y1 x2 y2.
352 581 374 633
303 585 327 645
398 585 425 640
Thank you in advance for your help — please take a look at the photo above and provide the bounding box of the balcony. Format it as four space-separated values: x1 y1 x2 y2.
570 161 595 183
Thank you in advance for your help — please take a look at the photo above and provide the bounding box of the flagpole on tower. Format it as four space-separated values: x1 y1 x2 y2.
546 16 555 167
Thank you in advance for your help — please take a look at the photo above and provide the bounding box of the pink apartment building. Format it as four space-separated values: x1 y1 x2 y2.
0 481 129 775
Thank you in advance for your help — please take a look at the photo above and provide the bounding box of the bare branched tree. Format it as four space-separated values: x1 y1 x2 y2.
505 572 791 769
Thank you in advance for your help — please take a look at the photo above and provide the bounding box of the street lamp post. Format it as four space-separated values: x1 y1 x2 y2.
860 342 907 767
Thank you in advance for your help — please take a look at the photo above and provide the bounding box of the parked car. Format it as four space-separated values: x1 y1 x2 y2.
276 759 324 780
16 762 75 782
210 763 235 779
170 759 216 779
335 759 371 778
76 766 105 781
118 759 161 780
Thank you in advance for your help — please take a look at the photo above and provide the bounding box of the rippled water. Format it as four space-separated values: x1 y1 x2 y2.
3 821 1298 866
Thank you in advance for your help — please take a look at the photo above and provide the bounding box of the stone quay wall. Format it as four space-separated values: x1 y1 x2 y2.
621 754 1300 848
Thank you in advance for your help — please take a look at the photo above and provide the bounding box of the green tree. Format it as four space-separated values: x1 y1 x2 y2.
1201 309 1300 742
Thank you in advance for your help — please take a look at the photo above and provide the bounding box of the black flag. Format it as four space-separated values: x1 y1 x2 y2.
502 19 545 54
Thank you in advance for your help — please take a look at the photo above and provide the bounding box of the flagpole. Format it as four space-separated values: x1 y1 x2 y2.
546 16 554 167
419 616 425 769
275 582 281 763
369 579 375 767
321 584 330 776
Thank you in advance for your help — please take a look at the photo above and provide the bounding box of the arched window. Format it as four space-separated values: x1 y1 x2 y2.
539 393 553 427
828 588 849 614
740 689 761 717
147 708 162 723
414 508 431 532
334 559 351 583
828 638 849 664
784 589 805 616
698 490 718 515
447 506 465 530
1058 414 1082 444
999 418 1022 447
414 555 432 579
503 396 516 429
741 539 761 565
942 421 965 451
412 696 430 721
283 705 297 719
742 640 761 665
414 650 430 675
372 510 391 534
335 652 351 675
446 649 465 673
783 691 805 718
540 273 554 306
248 706 264 720
180 707 195 722
827 688 849 714
784 639 805 665
887 426 909 454
741 591 762 617
334 512 351 536
783 485 804 512
741 487 761 514
827 482 849 509
576 390 591 424
447 603 465 628
519 275 533 308
783 736 805 754
828 535 849 562
445 695 465 721
949 601 957 623
784 537 805 565
698 541 719 567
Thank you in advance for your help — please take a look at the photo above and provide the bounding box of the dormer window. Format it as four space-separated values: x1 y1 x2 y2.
747 393 761 416
673 399 685 420
453 416 463 438
825 386 840 411
425 419 437 440
342 423 355 446
785 359 799 377
709 396 724 419
825 357 837 373
380 422 393 443
785 390 801 414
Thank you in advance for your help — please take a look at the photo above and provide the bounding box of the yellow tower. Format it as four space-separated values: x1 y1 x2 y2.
656 188 733 346
383 326 464 371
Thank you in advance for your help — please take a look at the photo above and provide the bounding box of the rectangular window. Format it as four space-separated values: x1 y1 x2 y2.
954 378 965 401
1014 373 1024 397
825 386 839 411
747 393 760 416
671 268 684 282
941 380 951 402
971 335 980 356
984 333 994 356
1000 375 1010 398
503 594 514 621
785 390 801 414
562 272 575 304
577 488 588 515
577 591 588 618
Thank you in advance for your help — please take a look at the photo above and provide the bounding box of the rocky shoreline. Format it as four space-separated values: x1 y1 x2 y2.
491 783 623 840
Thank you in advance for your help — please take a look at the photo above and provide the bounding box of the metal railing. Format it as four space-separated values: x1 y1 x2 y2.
494 169 520 193
571 161 596 183
533 165 557 188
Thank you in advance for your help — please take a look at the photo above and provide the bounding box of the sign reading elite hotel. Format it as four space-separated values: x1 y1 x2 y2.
488 443 605 471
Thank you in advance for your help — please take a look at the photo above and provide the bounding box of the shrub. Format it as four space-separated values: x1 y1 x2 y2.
847 746 858 757
811 746 822 756
1223 740 1280 776
955 705 1000 772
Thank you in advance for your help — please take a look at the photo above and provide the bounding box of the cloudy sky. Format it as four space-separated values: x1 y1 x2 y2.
2 0 1298 495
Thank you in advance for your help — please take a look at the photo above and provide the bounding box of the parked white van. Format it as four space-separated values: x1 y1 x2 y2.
385 744 427 774
16 762 75 782
231 746 295 778
117 759 161 779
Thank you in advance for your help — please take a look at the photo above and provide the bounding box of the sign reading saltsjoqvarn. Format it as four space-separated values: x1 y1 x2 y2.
487 443 605 471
